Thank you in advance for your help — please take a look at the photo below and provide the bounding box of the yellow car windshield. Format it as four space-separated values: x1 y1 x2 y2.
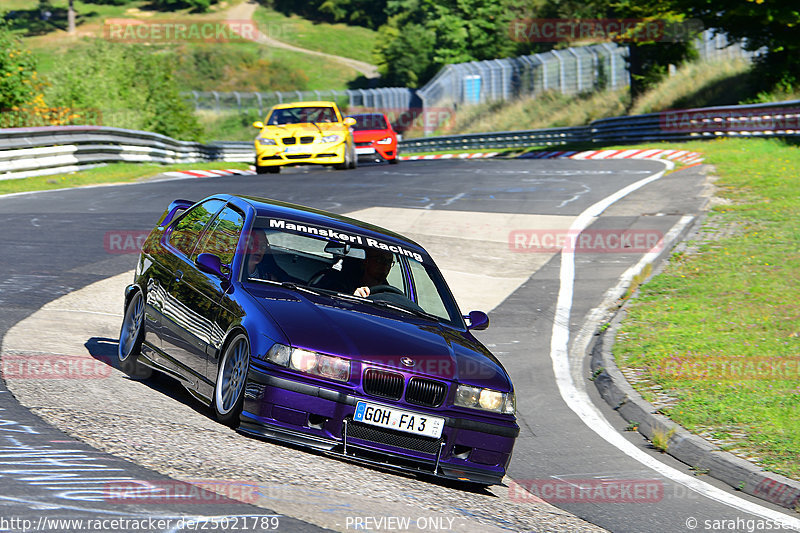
268 107 336 125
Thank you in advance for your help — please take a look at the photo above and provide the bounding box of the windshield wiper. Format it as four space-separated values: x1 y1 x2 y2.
366 299 440 322
249 279 324 296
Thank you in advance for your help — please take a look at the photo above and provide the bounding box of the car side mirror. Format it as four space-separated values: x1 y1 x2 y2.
253 121 265 129
344 117 356 126
196 253 228 280
465 310 489 331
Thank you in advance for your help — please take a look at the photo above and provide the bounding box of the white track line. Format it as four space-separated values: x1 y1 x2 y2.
549 160 800 528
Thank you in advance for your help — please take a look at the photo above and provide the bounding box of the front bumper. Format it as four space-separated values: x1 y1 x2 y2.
240 365 518 485
255 141 346 167
355 142 396 162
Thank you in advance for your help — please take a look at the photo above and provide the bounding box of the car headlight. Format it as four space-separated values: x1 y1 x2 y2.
376 136 393 145
265 343 350 382
320 134 341 143
455 385 515 415
257 137 277 146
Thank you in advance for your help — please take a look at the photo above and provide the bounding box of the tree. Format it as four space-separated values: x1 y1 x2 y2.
533 0 700 99
67 0 75 34
668 0 800 91
375 0 523 88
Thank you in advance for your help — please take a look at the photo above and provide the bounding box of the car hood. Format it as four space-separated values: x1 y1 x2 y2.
353 130 394 142
261 123 347 137
246 285 511 390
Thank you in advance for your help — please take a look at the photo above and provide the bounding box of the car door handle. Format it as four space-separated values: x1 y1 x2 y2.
174 270 183 282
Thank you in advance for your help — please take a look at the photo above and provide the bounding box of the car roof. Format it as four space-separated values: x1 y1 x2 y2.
225 195 428 258
271 101 337 109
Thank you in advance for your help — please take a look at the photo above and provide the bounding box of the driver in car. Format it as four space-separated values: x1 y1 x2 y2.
353 249 394 297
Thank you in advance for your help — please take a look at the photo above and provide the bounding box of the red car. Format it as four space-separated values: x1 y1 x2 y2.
348 113 399 164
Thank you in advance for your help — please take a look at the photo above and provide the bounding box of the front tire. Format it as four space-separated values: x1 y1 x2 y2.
334 143 351 170
118 291 151 379
256 164 280 174
349 143 358 169
214 333 250 427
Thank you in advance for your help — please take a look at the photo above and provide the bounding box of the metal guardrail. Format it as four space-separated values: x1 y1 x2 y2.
398 99 800 152
399 126 591 152
0 126 254 181
2 100 798 180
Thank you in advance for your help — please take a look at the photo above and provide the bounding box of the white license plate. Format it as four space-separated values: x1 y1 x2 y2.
355 147 376 155
353 401 444 439
284 146 311 154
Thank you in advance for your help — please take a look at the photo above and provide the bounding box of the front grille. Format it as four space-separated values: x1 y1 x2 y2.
286 154 311 160
405 378 447 407
300 136 314 144
282 137 296 145
356 142 372 147
363 368 403 400
347 420 441 454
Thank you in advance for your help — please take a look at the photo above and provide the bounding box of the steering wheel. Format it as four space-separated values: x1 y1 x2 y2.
368 284 404 296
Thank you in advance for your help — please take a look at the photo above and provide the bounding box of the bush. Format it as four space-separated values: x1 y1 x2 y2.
150 0 213 13
0 19 41 111
173 45 309 92
45 40 203 140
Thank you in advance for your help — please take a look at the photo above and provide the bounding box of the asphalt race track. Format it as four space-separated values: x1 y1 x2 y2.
1 159 798 532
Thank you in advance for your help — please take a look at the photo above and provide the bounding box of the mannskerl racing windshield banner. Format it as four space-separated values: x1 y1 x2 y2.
267 218 425 263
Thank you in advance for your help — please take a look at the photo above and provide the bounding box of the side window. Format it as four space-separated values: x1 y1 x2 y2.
194 206 245 266
386 258 404 289
408 259 449 320
168 199 226 257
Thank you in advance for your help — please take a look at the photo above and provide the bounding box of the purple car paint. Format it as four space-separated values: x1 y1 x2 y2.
119 194 518 485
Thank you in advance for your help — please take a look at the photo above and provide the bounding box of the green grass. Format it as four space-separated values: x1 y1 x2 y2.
251 5 377 65
612 137 800 480
0 161 250 196
11 1 362 93
257 45 361 90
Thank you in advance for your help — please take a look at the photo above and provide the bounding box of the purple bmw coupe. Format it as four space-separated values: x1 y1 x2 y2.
119 194 518 485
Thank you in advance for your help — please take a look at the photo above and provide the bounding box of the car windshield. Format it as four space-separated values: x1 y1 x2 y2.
267 106 336 125
241 218 464 328
351 114 388 131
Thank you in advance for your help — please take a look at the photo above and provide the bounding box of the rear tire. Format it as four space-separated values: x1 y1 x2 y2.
214 333 250 428
118 291 152 379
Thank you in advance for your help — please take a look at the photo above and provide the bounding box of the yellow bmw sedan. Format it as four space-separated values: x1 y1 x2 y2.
253 101 357 174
